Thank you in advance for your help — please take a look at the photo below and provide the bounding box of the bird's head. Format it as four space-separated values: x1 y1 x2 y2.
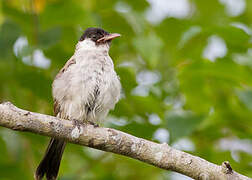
77 27 121 52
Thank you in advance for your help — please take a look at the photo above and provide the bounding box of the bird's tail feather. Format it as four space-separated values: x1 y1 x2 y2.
35 138 66 180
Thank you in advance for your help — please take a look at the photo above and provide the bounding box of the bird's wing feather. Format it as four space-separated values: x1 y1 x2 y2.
55 57 76 79
53 99 61 116
53 57 76 116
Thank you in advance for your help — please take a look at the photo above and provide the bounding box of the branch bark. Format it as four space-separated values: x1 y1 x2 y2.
0 102 251 180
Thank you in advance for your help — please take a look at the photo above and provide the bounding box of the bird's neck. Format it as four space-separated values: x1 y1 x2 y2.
75 39 109 55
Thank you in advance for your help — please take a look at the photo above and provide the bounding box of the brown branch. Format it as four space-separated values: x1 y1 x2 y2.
0 102 251 180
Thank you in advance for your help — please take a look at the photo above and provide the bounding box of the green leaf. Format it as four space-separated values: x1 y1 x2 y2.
166 111 204 142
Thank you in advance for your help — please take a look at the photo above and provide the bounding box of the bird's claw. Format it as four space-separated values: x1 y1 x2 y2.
87 121 99 128
72 119 82 129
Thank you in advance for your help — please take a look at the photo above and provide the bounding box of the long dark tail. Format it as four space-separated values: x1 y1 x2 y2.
35 138 66 180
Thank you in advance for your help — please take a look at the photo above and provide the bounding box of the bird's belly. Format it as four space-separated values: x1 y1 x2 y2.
58 62 120 123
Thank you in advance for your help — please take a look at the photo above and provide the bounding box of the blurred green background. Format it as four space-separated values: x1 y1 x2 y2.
0 0 252 179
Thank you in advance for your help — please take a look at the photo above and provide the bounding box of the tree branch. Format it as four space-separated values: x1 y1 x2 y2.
0 102 251 180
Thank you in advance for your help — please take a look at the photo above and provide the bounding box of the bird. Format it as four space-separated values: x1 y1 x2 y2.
35 27 121 180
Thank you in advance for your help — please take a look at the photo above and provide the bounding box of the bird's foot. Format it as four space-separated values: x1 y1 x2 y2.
87 121 99 128
72 119 82 129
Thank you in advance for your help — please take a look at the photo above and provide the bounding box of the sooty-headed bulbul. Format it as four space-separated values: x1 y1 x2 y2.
35 27 121 180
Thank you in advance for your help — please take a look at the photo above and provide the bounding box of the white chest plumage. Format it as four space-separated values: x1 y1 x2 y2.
52 40 121 123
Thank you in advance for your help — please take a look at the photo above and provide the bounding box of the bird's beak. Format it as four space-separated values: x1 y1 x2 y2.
97 33 121 42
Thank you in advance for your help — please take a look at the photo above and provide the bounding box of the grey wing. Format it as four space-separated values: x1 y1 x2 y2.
53 99 61 116
55 57 76 80
53 57 76 117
